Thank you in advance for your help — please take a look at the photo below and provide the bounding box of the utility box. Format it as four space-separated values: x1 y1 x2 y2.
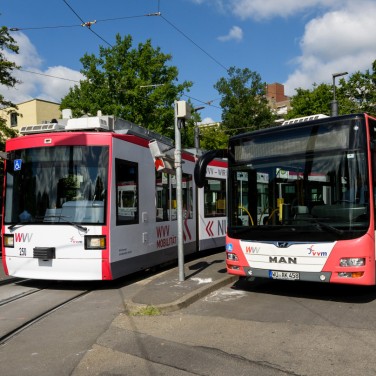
176 101 191 119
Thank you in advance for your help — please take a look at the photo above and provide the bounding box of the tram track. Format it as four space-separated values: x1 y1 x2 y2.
0 280 93 346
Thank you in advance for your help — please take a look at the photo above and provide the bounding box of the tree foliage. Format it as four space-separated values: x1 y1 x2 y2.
0 26 20 141
286 83 333 119
199 124 228 150
340 61 376 116
0 27 20 207
60 34 192 139
214 67 275 137
286 60 376 119
0 27 19 105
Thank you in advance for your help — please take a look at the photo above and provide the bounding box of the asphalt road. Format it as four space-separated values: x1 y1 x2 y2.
73 277 376 375
2 272 376 375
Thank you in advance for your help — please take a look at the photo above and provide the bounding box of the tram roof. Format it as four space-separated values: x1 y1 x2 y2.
19 113 173 147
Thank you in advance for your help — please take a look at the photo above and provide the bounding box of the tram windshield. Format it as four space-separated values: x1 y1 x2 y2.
228 116 371 242
4 146 109 225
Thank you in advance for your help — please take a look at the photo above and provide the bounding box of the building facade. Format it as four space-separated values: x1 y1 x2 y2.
266 82 291 117
0 99 61 132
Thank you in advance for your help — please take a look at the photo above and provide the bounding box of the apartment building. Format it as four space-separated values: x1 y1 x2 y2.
0 99 61 132
266 82 291 116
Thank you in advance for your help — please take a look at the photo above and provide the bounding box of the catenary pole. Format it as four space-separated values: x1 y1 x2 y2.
174 100 185 281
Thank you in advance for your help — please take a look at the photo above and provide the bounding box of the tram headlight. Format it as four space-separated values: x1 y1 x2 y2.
85 235 106 250
339 258 365 267
3 234 14 248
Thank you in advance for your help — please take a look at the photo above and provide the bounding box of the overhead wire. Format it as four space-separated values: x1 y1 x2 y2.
62 0 112 47
9 0 226 111
10 14 159 31
16 69 222 111
17 69 80 83
160 15 228 73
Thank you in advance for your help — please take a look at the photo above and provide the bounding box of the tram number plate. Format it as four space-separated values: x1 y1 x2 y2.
270 271 300 280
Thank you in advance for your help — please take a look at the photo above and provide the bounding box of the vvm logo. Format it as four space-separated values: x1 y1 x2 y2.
307 245 328 257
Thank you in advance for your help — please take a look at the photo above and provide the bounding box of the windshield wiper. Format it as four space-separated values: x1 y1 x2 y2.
293 217 344 235
38 215 88 233
8 222 26 230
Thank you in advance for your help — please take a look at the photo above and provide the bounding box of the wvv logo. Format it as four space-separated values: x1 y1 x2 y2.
15 233 33 243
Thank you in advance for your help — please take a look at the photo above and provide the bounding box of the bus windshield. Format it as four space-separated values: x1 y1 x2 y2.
228 116 370 241
4 146 109 226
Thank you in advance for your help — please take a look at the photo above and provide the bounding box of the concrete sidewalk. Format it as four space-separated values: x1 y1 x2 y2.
0 250 237 310
125 250 237 314
73 251 239 375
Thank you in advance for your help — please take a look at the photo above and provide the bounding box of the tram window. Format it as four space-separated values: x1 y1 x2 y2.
204 178 226 218
115 159 139 225
156 171 170 221
167 173 193 221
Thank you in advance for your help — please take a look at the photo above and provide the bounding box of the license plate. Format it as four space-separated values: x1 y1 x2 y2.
269 271 300 280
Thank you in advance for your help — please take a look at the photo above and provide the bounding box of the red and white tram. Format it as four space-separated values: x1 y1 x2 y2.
1 113 227 280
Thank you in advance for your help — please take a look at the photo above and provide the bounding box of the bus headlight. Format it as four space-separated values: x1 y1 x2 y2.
227 253 238 261
339 258 365 267
3 234 14 248
85 235 106 250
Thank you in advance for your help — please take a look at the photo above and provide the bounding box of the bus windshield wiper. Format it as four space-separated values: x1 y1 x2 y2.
293 217 344 235
40 215 88 233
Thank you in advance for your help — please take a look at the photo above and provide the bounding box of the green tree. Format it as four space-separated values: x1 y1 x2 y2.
61 34 192 139
199 124 228 150
340 62 376 116
286 83 333 119
0 26 20 208
0 26 19 144
287 60 376 119
214 67 275 137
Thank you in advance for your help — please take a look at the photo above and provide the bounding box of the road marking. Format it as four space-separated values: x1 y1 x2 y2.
204 288 247 302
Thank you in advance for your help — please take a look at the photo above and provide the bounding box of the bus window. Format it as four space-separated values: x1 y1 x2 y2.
115 159 138 225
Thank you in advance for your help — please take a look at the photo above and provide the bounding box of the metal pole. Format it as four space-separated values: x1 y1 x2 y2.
331 75 338 117
330 72 348 117
174 101 185 282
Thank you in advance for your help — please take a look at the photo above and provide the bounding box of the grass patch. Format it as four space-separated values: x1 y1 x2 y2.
129 305 161 316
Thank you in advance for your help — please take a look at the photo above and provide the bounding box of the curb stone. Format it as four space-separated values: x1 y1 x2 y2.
125 274 238 315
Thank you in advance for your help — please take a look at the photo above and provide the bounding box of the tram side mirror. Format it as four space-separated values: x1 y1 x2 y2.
194 149 227 188
149 140 175 174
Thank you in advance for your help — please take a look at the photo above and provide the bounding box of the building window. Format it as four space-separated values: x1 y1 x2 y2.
10 112 17 127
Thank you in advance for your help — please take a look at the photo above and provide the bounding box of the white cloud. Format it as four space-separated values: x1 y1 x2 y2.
199 117 215 124
194 0 376 96
38 66 83 103
193 0 342 20
3 32 43 69
284 1 376 95
0 32 83 105
228 0 341 20
218 26 243 42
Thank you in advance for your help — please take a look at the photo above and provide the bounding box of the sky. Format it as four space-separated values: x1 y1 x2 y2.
1 0 376 124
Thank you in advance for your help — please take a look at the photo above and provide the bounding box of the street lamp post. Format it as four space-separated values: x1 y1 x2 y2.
331 72 348 117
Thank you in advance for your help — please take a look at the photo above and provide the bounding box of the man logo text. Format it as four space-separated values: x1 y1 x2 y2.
269 256 297 264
